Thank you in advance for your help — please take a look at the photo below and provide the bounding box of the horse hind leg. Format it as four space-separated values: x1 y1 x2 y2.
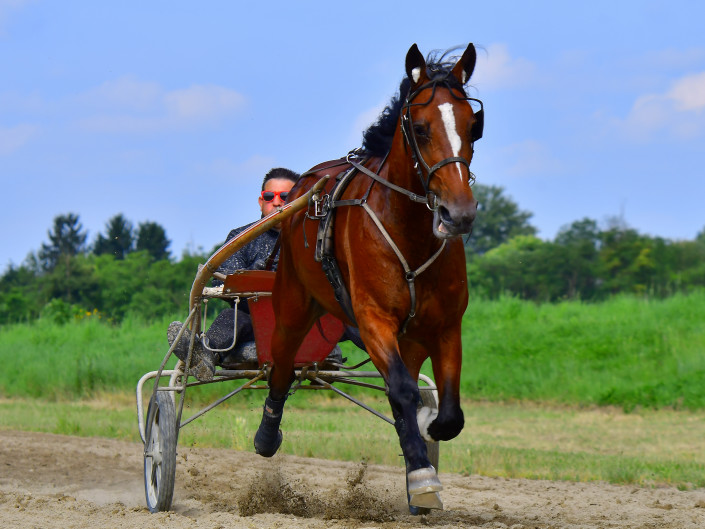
254 394 286 457
253 322 306 458
254 280 318 457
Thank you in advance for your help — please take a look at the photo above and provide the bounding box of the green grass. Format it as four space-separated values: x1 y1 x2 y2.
1 395 703 489
2 291 705 409
460 291 705 410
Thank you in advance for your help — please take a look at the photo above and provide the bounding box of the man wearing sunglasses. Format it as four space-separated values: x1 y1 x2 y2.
168 167 345 381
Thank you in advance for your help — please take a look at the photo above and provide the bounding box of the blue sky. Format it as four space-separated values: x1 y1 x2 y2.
2 1 704 268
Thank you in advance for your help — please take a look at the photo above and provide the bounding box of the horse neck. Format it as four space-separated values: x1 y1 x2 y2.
374 134 439 248
384 130 425 197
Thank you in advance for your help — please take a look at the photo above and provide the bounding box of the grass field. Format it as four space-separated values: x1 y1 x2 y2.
1 394 703 489
3 291 704 409
460 291 705 410
2 291 704 488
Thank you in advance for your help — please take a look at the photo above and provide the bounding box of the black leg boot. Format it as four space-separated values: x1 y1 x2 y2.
254 395 286 457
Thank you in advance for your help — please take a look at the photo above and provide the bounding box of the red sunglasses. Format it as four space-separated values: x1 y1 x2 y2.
260 191 289 202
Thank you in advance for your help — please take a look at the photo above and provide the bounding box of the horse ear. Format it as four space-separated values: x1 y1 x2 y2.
405 43 427 87
451 43 477 85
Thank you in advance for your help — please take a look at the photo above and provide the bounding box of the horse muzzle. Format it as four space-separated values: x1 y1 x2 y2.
432 200 477 239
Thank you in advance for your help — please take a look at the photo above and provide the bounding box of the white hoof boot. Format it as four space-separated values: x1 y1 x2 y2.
407 466 443 495
409 491 443 510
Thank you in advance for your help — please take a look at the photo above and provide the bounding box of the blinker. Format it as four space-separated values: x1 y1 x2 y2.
469 98 484 142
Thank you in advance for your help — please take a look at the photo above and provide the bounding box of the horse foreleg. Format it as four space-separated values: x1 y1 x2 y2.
424 326 464 442
363 327 443 508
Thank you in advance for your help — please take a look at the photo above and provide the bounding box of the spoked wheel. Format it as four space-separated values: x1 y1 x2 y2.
144 391 177 513
407 388 440 515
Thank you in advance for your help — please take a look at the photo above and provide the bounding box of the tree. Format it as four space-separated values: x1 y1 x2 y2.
0 263 42 323
38 213 87 271
136 221 171 261
468 235 559 300
93 214 134 260
696 226 705 246
465 184 537 256
598 227 656 295
554 218 601 299
37 213 88 303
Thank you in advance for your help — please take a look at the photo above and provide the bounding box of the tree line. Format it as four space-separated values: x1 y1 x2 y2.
1 185 704 324
466 187 705 301
0 213 203 324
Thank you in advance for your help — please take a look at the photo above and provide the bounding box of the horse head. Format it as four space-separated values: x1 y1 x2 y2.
402 43 482 239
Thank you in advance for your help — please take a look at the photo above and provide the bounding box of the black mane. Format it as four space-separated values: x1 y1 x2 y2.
361 48 469 157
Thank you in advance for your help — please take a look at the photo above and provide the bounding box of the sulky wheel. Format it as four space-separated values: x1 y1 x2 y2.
407 388 441 515
144 391 177 513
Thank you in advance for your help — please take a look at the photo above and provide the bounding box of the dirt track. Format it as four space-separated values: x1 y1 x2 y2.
1 430 703 528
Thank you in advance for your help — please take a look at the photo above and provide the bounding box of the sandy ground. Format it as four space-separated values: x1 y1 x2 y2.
1 429 704 529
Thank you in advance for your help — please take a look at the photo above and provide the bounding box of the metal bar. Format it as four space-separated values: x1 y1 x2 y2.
310 376 394 425
136 369 179 443
179 372 266 429
313 377 387 392
174 309 200 444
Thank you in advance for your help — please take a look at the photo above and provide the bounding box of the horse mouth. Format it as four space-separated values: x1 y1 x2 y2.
432 206 473 239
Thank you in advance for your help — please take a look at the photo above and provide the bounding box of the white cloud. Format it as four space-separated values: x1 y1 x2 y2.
616 71 705 140
75 78 247 133
471 43 536 90
669 72 705 112
0 123 37 155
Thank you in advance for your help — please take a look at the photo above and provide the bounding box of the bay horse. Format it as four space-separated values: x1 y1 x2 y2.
255 43 482 511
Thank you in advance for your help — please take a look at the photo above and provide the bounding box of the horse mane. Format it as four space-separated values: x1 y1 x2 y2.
361 48 470 157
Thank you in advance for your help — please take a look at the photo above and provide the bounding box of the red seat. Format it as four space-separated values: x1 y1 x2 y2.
223 271 345 366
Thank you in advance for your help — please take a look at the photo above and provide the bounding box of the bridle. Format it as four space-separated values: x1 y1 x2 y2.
399 76 484 210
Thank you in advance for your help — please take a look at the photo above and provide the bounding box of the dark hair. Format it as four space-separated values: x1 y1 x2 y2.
261 167 300 190
361 48 469 157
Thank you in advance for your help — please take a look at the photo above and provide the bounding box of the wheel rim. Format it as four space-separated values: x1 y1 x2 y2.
145 407 162 507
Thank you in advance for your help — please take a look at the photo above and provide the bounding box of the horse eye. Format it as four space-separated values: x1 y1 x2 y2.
413 123 430 142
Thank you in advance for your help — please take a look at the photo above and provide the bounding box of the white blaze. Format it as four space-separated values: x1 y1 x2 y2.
438 102 464 182
411 67 421 84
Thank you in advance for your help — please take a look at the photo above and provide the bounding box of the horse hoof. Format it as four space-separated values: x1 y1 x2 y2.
407 466 443 495
254 428 283 458
409 491 443 510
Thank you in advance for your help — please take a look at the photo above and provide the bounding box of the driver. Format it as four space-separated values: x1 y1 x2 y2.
166 168 312 381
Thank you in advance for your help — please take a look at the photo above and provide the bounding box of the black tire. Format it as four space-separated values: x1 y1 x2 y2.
144 391 177 513
408 388 440 515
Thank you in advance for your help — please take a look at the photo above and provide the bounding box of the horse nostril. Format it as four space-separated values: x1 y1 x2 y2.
438 206 456 227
